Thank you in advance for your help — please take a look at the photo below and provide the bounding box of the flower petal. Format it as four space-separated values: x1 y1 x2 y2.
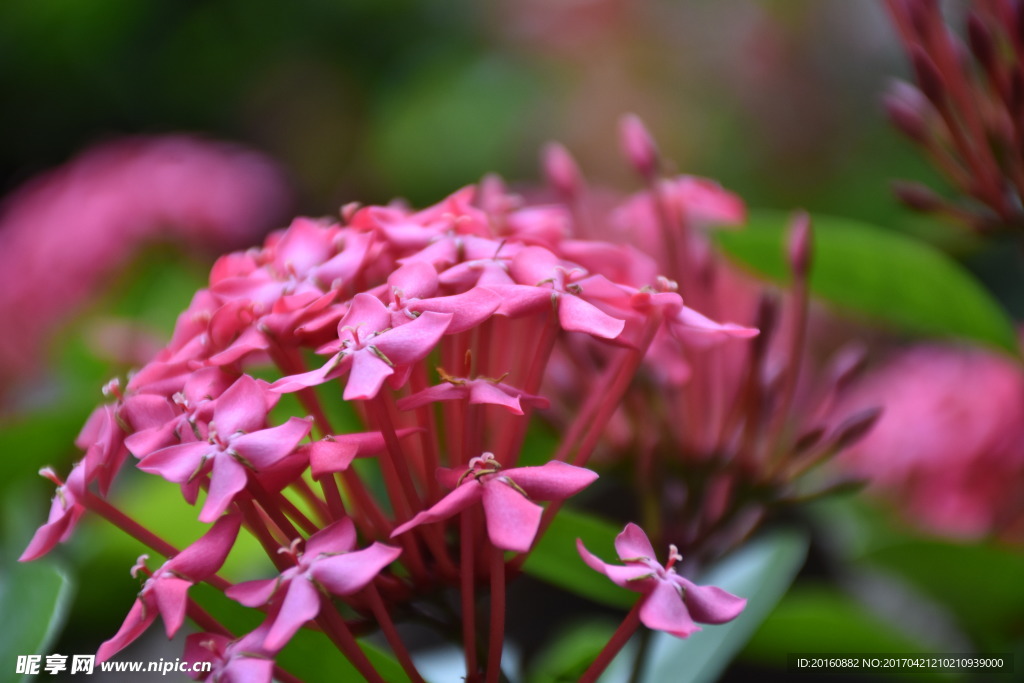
481 480 544 552
575 539 656 590
199 455 249 523
558 293 625 340
391 482 482 538
138 441 215 484
168 513 242 579
153 575 192 638
263 577 322 652
231 417 311 469
311 542 402 595
506 461 598 500
96 597 158 663
674 575 747 624
343 351 395 401
213 375 269 435
639 580 700 638
614 523 658 562
371 310 452 365
409 287 501 334
226 578 280 608
305 517 357 557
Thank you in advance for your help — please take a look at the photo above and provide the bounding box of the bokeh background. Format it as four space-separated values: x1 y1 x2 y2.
1 1 1022 681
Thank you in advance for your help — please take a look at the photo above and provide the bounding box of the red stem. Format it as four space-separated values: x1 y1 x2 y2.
578 601 643 683
486 543 506 683
364 583 427 683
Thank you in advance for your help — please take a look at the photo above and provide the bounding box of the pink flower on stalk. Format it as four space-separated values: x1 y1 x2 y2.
226 518 400 651
836 344 1024 540
20 465 88 561
489 245 629 340
138 375 311 522
270 292 452 399
577 523 746 638
184 624 276 682
391 453 598 552
396 368 550 415
0 136 289 390
97 514 242 662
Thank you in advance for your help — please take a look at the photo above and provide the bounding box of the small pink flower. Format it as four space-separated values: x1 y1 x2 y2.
396 370 550 415
19 465 88 562
270 293 452 399
577 523 746 638
138 375 311 522
391 453 598 552
184 625 276 682
97 514 242 662
226 518 401 651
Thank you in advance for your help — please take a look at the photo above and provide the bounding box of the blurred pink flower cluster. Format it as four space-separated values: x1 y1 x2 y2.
23 121 751 682
838 342 1024 541
0 135 290 392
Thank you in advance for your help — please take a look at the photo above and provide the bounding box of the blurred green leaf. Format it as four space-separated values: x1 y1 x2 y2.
527 620 618 683
715 211 1020 354
2 491 76 682
742 584 946 680
859 540 1024 649
0 561 75 681
522 508 635 609
639 529 809 683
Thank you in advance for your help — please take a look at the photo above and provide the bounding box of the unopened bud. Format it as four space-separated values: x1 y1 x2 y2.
910 47 947 106
892 181 943 211
831 407 883 451
883 81 930 143
828 343 868 392
966 13 996 70
542 142 583 198
619 113 660 179
786 210 813 277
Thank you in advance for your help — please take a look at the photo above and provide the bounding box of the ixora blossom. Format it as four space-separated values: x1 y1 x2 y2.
835 343 1024 541
392 452 598 552
578 523 746 638
227 518 401 652
0 135 289 398
97 514 242 662
22 118 793 682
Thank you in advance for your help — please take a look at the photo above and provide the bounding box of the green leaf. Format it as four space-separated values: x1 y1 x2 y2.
859 540 1024 649
0 561 75 681
638 529 809 683
714 211 1019 354
527 620 619 683
522 508 635 609
742 584 943 672
1 490 76 682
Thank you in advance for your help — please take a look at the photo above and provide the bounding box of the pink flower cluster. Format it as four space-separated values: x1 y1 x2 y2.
23 124 749 683
837 342 1024 541
0 135 290 395
538 118 878 567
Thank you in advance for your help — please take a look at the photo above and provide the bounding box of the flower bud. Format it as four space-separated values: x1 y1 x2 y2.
542 142 583 198
619 113 660 179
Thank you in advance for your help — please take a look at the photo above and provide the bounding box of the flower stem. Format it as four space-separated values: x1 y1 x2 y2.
364 583 427 683
579 601 643 683
317 601 387 683
486 543 506 683
84 493 178 558
460 511 479 681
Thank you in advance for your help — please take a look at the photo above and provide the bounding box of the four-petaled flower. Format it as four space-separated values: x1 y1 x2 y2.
392 453 598 552
97 514 242 662
577 523 746 638
138 375 312 522
270 292 451 399
226 518 401 651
